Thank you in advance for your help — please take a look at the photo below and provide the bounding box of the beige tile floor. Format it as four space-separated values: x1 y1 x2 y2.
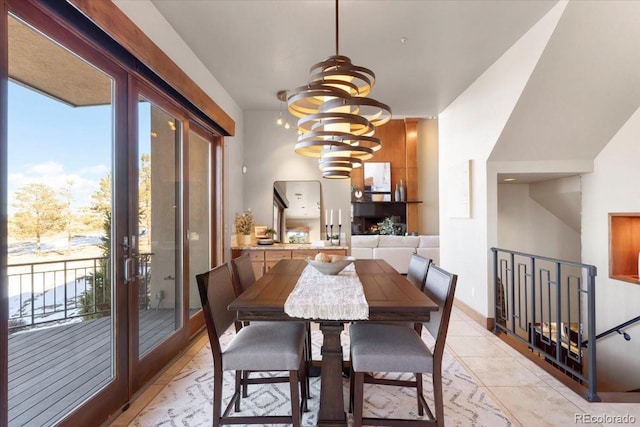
110 307 640 427
445 308 640 427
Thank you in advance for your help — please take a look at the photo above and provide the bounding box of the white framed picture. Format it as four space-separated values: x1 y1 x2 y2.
364 162 391 192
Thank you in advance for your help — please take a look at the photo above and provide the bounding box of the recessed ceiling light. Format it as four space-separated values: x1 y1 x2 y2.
503 178 517 182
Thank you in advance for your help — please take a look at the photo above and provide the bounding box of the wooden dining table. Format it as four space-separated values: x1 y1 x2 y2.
228 258 438 427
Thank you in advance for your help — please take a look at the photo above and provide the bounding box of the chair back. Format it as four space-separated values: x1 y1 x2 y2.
196 264 238 357
422 264 457 358
406 254 431 292
230 253 256 296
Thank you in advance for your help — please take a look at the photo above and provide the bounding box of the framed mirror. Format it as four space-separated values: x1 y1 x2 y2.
273 180 321 243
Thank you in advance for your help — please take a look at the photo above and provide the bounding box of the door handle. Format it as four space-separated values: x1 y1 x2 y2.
124 257 133 283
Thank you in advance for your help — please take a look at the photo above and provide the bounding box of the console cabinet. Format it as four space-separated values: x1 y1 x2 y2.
231 247 348 280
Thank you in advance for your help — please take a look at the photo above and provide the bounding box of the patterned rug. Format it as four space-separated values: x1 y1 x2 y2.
130 327 512 426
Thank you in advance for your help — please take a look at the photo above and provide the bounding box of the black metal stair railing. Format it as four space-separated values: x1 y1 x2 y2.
581 314 640 348
491 247 600 402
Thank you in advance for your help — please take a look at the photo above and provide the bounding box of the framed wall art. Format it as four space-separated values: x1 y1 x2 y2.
364 162 391 193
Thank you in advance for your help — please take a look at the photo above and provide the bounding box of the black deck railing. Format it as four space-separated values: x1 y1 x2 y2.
7 254 152 332
491 247 600 402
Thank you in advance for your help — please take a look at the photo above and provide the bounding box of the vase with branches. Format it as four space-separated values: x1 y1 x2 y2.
235 209 254 245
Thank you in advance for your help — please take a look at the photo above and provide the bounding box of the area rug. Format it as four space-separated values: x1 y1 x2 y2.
130 327 512 426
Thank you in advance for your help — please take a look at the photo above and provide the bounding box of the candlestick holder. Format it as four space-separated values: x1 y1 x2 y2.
327 224 335 242
325 224 330 241
329 225 342 245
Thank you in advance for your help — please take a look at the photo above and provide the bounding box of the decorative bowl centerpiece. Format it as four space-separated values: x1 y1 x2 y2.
306 254 355 275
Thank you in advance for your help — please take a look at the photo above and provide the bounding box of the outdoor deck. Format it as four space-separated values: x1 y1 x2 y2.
8 309 180 427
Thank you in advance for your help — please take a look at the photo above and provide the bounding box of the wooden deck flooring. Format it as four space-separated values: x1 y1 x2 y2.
8 309 181 427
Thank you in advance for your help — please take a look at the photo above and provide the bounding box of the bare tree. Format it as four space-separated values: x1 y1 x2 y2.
60 179 75 255
10 183 66 254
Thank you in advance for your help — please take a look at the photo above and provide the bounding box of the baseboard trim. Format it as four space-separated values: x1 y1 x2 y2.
453 299 495 331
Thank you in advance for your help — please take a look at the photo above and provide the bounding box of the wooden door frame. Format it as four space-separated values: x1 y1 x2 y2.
184 120 224 337
3 1 130 425
127 77 191 393
2 0 230 424
0 1 10 425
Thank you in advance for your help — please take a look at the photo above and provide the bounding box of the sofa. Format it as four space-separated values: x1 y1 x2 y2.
350 235 440 274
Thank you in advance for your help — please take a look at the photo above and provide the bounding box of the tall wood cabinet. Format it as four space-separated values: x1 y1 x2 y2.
351 118 421 234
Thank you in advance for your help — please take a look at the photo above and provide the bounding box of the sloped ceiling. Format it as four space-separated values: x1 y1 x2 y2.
490 0 640 162
529 176 582 232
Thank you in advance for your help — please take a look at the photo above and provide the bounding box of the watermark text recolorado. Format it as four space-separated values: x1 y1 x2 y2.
575 413 636 424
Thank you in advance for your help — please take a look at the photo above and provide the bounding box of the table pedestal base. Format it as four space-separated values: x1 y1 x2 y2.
317 321 347 427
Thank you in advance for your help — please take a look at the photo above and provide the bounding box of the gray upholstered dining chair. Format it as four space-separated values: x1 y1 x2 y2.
229 253 256 331
407 253 431 291
229 253 312 405
349 264 458 427
366 254 431 330
196 263 308 426
347 253 432 404
407 254 432 334
229 253 257 296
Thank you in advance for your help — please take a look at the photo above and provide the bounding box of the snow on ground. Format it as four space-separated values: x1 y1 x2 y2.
7 234 106 327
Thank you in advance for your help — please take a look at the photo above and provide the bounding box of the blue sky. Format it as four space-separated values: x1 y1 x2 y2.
7 81 151 214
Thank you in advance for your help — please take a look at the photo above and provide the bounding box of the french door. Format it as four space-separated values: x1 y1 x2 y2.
3 2 216 425
128 82 190 390
5 8 130 425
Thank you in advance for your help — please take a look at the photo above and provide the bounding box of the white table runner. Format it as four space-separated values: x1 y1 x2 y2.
284 263 369 320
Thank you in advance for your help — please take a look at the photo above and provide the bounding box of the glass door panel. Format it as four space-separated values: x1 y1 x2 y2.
188 128 211 317
136 97 182 357
6 15 120 426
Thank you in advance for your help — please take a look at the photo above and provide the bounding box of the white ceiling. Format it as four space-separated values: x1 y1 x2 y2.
139 0 640 185
149 0 558 118
278 180 321 219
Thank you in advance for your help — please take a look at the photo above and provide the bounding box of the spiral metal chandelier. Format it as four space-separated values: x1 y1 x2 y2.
286 0 391 179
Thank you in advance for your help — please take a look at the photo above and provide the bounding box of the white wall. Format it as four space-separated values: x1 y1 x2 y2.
243 111 350 242
498 183 580 261
582 107 640 392
438 0 640 391
438 1 565 317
